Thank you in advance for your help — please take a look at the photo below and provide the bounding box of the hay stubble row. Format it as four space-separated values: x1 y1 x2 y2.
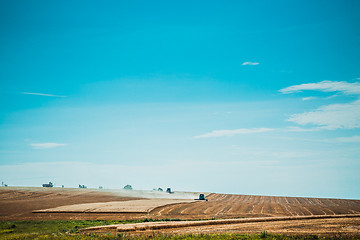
81 214 360 235
1 187 360 221
150 193 360 219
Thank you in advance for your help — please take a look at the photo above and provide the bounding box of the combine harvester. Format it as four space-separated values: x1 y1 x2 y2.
195 193 208 201
42 182 53 187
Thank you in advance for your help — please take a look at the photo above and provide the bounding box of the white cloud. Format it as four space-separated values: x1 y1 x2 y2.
284 127 320 132
280 80 360 130
23 92 66 97
325 135 360 143
325 94 341 99
279 80 360 95
242 62 259 66
302 97 317 101
194 128 273 139
288 99 360 130
29 143 67 149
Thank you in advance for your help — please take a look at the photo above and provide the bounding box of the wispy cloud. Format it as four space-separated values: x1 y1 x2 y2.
280 80 360 130
325 94 341 100
242 62 259 66
23 92 66 97
325 135 360 143
194 128 273 139
29 143 67 149
284 127 320 132
288 99 360 130
279 80 360 95
302 97 317 101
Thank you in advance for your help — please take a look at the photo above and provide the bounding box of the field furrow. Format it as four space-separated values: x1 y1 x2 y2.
2 187 360 221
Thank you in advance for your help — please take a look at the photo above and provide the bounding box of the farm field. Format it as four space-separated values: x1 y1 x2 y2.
3 220 360 240
2 187 360 221
1 217 360 239
151 194 360 219
0 187 141 221
82 216 360 237
1 187 360 238
34 199 195 214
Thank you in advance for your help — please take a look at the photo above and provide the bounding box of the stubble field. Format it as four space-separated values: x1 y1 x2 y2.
1 187 360 237
151 193 360 219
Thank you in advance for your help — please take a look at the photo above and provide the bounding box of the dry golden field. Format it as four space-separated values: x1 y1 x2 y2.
1 187 360 237
151 193 360 219
0 187 140 221
2 187 360 221
34 199 195 214
81 215 360 237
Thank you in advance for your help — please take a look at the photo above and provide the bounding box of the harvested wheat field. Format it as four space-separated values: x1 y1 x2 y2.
0 187 142 221
81 215 360 237
150 193 360 219
2 187 360 223
34 199 195 214
2 187 360 237
0 187 199 221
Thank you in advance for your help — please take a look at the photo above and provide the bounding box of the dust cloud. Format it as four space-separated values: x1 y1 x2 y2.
103 189 205 199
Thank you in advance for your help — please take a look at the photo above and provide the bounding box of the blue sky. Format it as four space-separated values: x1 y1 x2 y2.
1 0 360 199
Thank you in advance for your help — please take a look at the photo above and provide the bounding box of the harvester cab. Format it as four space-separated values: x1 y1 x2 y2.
195 193 208 201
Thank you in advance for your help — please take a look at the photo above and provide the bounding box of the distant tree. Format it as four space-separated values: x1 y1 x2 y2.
99 186 103 189
123 184 133 190
78 184 87 188
157 188 163 191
